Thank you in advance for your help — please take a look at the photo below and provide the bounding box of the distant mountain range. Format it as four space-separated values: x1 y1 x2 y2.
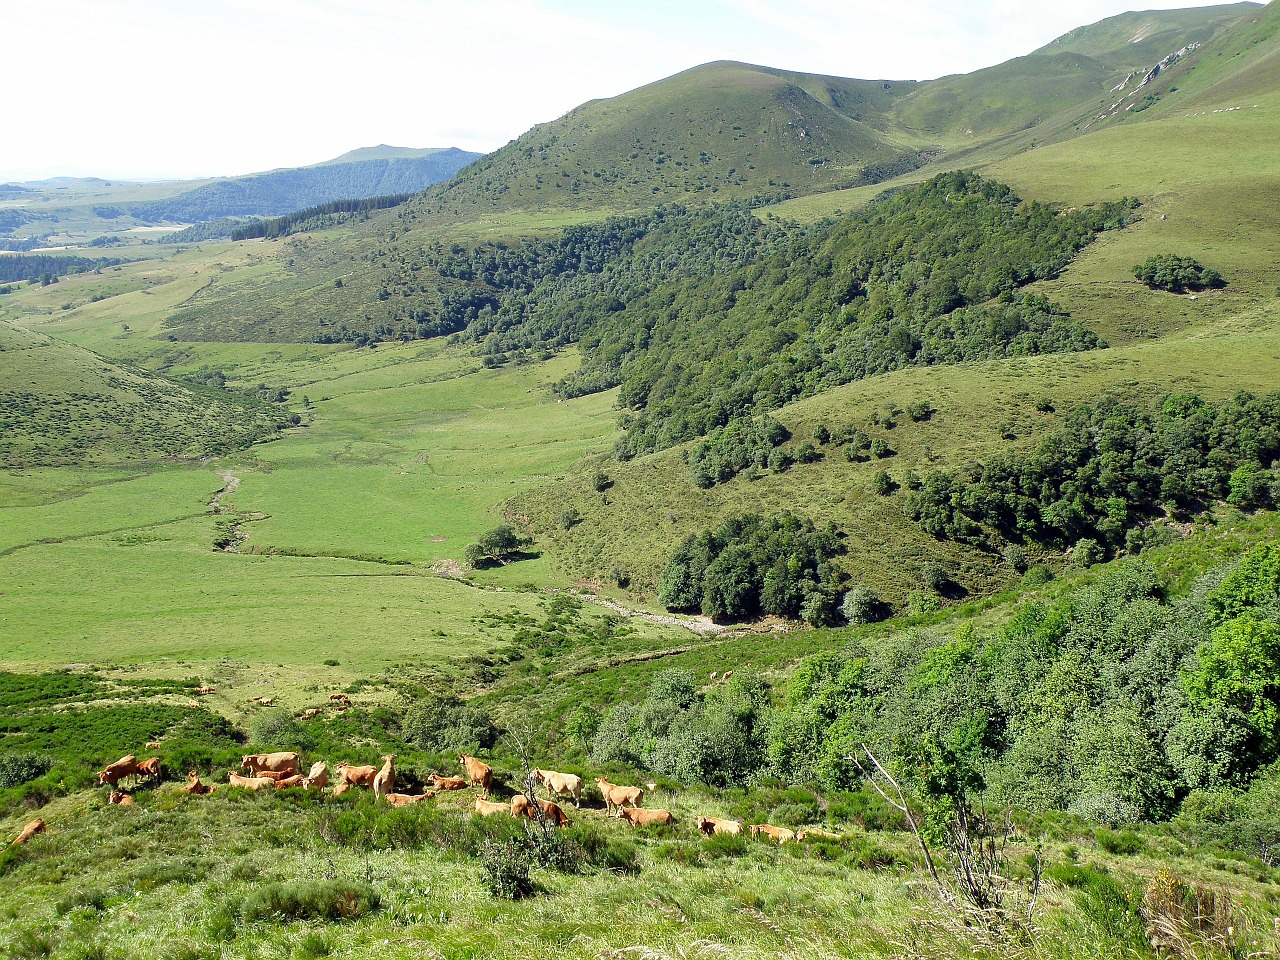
129 147 482 223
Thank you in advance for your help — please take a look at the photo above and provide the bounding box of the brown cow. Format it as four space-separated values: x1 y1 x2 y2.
617 807 673 828
332 781 353 798
696 816 743 836
273 775 306 789
372 755 396 800
107 791 135 806
595 776 643 814
385 792 434 807
145 741 163 750
241 752 299 776
427 773 467 791
795 828 842 842
136 757 162 781
532 768 583 807
97 755 138 787
458 754 493 795
299 708 321 719
473 797 509 817
252 769 291 782
11 819 45 846
750 824 795 844
302 761 328 791
195 685 216 695
511 794 572 826
335 762 377 788
228 772 276 791
180 771 215 795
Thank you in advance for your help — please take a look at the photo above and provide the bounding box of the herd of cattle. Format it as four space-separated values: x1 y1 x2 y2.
9 748 839 848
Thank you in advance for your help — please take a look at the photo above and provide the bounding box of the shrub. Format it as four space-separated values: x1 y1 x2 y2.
403 697 495 753
1133 254 1224 293
920 561 948 592
591 472 611 492
1023 565 1055 587
0 754 52 790
870 438 891 459
871 470 894 495
480 839 536 900
841 585 886 625
1002 544 1029 572
238 881 379 922
1072 537 1104 568
702 833 749 858
1095 828 1146 856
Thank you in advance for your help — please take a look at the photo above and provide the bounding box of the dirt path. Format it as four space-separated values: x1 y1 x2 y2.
574 594 727 635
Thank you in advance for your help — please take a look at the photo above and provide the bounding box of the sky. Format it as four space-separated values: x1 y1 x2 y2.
3 0 1253 181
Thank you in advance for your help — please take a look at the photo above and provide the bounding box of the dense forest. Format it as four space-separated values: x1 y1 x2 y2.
130 152 480 223
905 392 1280 556
363 173 1130 454
0 254 122 284
230 193 414 240
597 542 1280 851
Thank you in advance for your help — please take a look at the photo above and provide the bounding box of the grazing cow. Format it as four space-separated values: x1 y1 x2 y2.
372 755 396 800
335 762 377 788
186 700 201 709
750 824 795 844
795 828 842 842
617 807 673 828
332 781 352 798
11 819 45 846
241 752 299 777
302 761 328 791
195 685 215 696
696 816 743 837
228 772 275 791
329 694 352 709
97 755 138 787
511 795 572 826
532 768 583 807
299 708 321 719
385 792 433 807
180 771 215 795
136 757 162 781
107 791 135 806
473 797 509 817
458 754 493 795
427 773 467 791
273 774 306 789
145 741 163 750
252 769 291 782
595 776 643 814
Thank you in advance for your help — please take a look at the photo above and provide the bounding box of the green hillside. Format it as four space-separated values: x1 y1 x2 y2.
410 61 925 219
0 320 283 467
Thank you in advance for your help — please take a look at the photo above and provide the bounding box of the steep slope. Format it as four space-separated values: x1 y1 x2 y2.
892 2 1258 146
0 321 282 467
413 61 925 218
130 149 482 223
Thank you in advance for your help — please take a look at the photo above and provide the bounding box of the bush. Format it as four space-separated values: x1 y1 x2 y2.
841 585 886 625
1071 537 1104 568
702 833 749 858
0 754 52 790
1002 544 1029 573
1095 828 1146 855
238 881 380 922
403 696 494 753
480 839 536 900
871 470 894 495
1133 254 1224 293
920 561 949 592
